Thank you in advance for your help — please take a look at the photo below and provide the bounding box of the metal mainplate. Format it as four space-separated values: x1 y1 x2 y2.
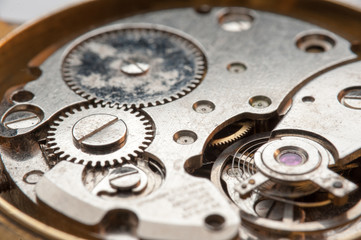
0 3 361 240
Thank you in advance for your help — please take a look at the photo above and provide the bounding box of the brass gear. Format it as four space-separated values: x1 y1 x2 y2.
210 121 253 147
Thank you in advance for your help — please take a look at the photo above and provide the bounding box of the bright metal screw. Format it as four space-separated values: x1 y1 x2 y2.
121 60 150 76
72 114 127 153
108 167 141 190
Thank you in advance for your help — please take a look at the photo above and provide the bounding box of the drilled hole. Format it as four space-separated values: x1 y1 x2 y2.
23 170 44 184
193 100 215 113
195 5 212 14
296 33 335 53
11 90 34 103
173 131 197 145
205 214 225 231
227 62 247 73
302 96 315 103
249 96 271 109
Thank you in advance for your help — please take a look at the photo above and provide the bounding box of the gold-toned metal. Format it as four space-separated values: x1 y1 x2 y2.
211 121 252 146
0 21 17 39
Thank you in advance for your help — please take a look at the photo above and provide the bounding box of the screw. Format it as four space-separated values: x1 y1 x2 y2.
121 59 150 76
341 88 361 109
248 179 255 185
3 111 41 129
109 167 141 190
72 114 127 153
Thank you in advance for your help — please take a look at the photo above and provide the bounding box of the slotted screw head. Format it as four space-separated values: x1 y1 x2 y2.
72 114 127 153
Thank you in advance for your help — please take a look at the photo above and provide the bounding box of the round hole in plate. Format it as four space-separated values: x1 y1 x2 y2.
193 100 215 114
227 62 247 73
195 5 212 14
302 96 315 103
296 33 335 53
11 90 34 103
205 214 225 231
249 96 271 109
218 8 254 32
23 170 44 184
173 130 197 145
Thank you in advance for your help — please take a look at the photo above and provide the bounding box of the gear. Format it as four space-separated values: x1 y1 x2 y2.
210 121 253 147
46 104 154 167
62 24 207 108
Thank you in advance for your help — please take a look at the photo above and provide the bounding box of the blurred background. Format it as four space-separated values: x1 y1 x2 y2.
0 0 83 38
0 0 360 38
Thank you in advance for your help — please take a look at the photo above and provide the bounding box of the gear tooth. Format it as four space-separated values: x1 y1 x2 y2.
53 149 61 154
58 152 67 159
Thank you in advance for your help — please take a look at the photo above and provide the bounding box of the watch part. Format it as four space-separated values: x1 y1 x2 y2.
62 25 207 108
46 103 154 167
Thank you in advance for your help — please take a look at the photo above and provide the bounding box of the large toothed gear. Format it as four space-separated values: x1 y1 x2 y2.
62 24 207 108
46 104 154 167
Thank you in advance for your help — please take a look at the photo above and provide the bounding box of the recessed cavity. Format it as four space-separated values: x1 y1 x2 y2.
193 100 215 113
296 33 335 53
227 62 247 73
11 90 35 103
195 5 212 14
204 214 225 231
218 8 254 32
302 96 315 103
23 170 44 184
249 96 271 109
173 130 197 145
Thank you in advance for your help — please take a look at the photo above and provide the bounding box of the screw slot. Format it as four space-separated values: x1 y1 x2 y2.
173 130 197 145
296 33 335 53
204 214 225 231
218 8 254 32
2 104 44 130
338 87 361 110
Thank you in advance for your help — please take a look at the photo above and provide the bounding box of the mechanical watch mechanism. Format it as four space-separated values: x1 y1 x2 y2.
1 2 361 240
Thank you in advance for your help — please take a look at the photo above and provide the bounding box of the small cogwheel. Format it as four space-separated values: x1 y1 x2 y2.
211 121 253 147
46 104 154 167
62 24 207 108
